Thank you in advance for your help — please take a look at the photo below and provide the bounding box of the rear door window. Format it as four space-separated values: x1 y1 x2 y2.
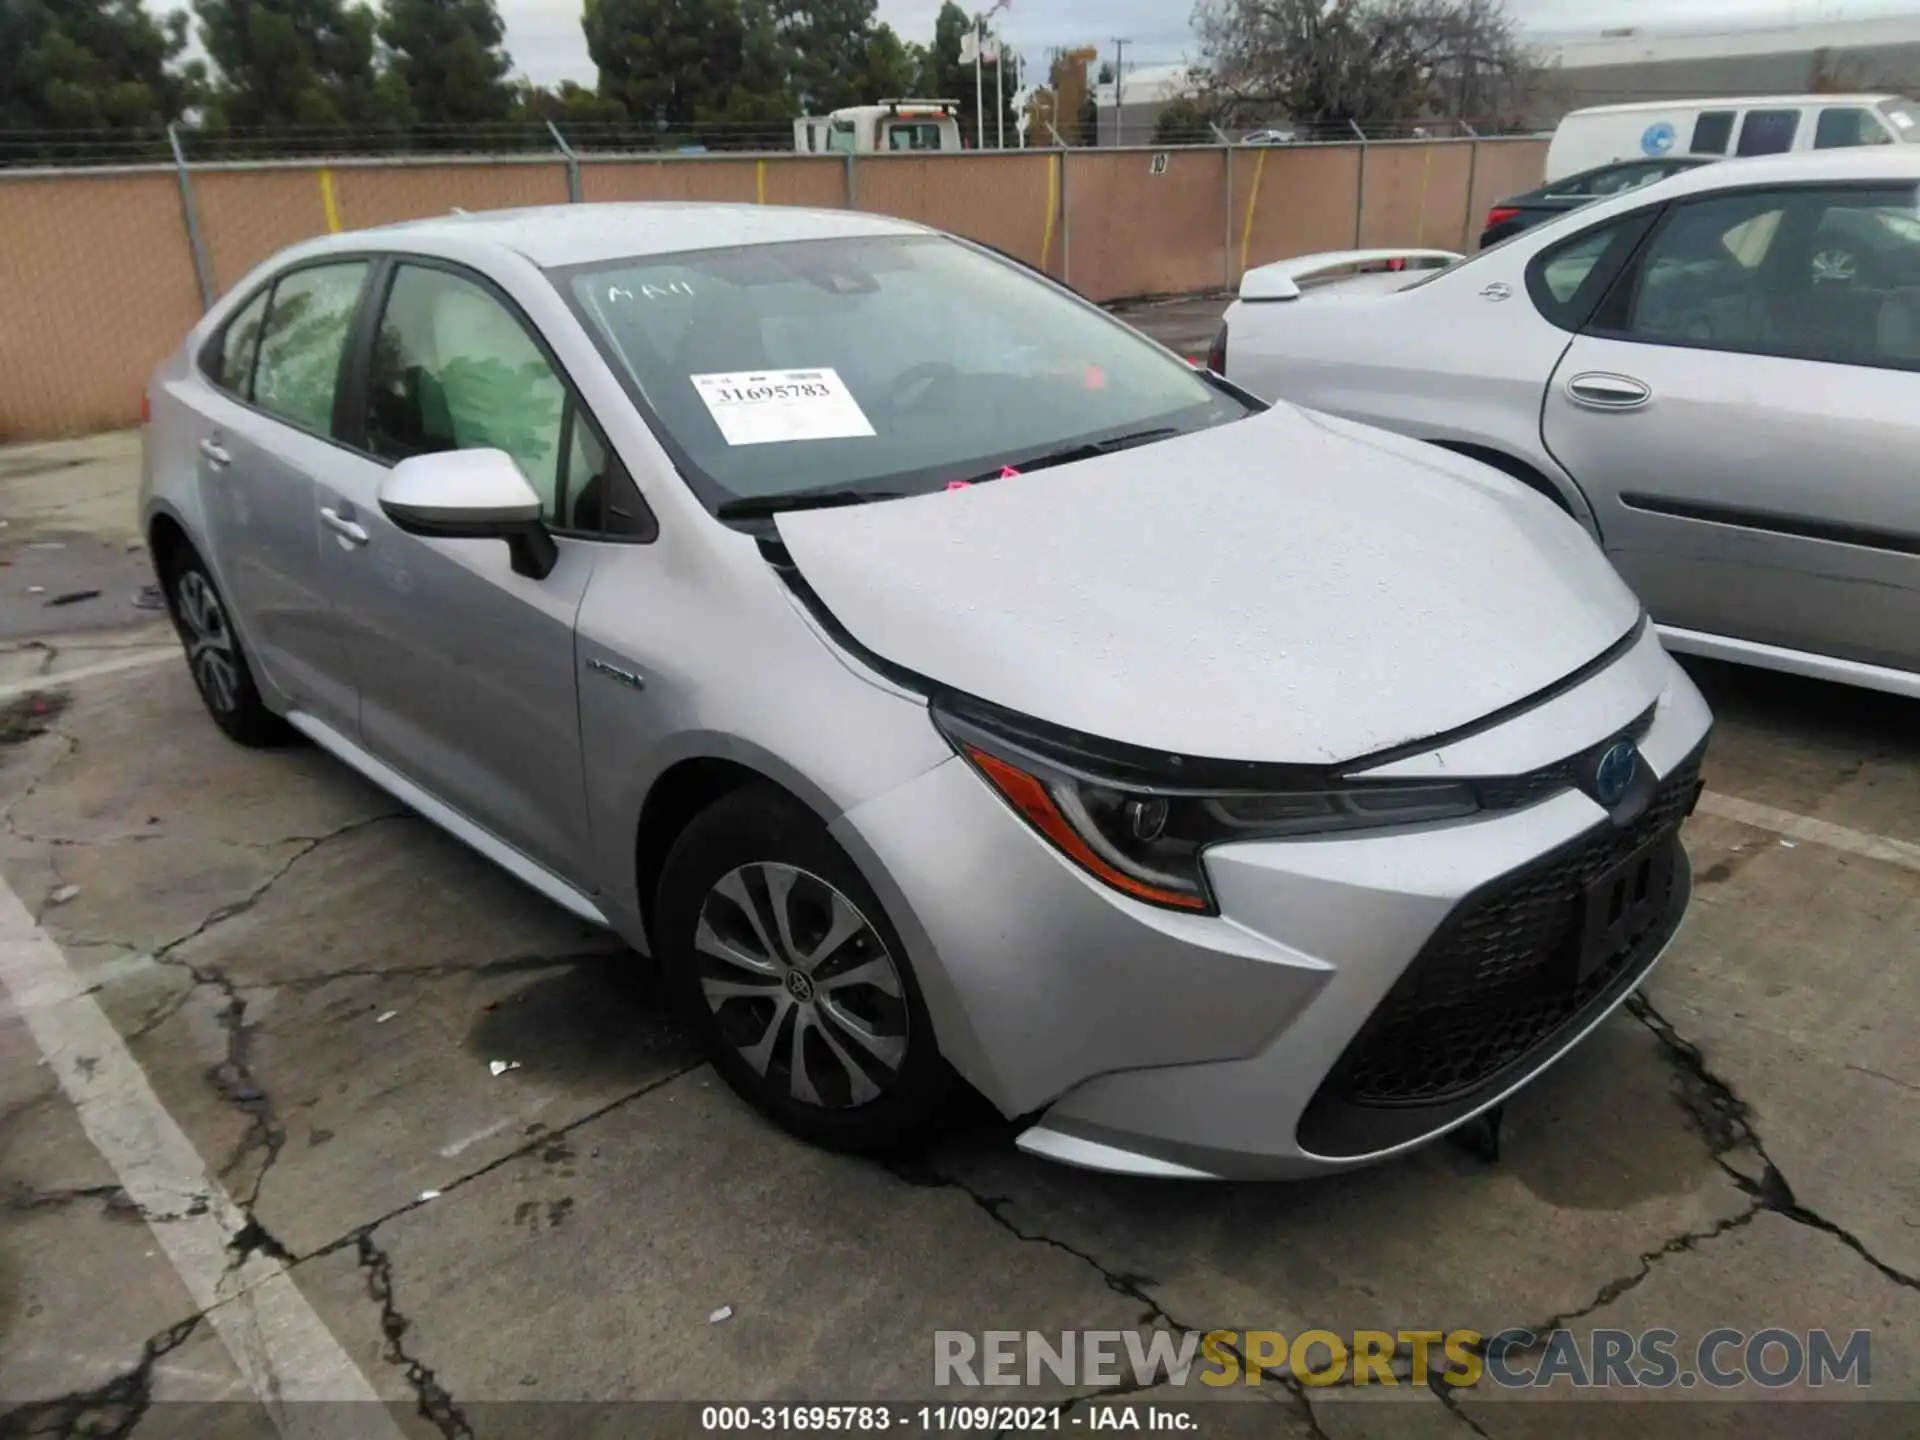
1690 111 1735 154
1736 109 1800 156
250 262 369 433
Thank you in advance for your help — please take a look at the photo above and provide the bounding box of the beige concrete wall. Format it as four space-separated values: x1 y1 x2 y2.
1067 149 1228 301
0 137 1553 439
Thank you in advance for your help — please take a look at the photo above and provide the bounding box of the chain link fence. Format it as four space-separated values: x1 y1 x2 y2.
0 116 1543 168
0 127 1549 439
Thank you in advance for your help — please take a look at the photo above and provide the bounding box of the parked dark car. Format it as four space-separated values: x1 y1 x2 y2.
1478 157 1715 248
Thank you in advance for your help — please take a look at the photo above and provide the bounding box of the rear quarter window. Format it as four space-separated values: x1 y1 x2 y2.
1525 213 1656 331
205 289 270 398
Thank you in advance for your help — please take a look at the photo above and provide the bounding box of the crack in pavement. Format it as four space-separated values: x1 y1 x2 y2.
1422 1366 1491 1438
882 1159 1331 1439
274 1062 703 1438
4 1179 127 1212
132 811 404 1247
1628 993 1919 1293
0 1312 203 1440
275 948 625 994
295 1059 706 1266
357 1231 474 1440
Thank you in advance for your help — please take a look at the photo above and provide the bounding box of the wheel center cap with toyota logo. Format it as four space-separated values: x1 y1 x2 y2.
785 970 816 1002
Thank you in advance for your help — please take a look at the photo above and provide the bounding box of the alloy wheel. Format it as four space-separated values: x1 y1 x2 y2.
1811 249 1857 284
694 862 908 1109
176 570 239 715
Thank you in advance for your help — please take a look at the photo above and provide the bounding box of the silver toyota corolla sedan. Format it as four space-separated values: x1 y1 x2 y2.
1220 148 1920 701
141 203 1712 1180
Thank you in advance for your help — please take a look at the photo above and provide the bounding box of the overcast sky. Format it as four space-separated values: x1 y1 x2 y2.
485 0 1911 87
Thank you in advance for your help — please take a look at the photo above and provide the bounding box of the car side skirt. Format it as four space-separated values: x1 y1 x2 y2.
1657 625 1920 700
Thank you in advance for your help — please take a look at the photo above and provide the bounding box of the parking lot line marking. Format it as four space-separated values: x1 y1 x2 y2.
0 646 180 703
1696 790 1920 874
0 878 404 1428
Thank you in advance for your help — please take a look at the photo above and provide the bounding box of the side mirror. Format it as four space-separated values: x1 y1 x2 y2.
379 449 558 580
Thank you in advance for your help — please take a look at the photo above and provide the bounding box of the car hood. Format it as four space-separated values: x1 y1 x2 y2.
774 406 1642 766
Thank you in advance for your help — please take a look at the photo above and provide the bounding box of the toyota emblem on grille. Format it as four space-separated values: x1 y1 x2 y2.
1594 741 1638 807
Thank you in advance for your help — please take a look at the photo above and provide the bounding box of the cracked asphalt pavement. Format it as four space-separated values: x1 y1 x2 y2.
0 418 1915 1440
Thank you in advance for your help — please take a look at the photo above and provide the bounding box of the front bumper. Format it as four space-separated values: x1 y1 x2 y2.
830 629 1713 1180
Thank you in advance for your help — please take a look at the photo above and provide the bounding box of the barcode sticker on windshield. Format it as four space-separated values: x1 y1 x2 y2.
691 368 876 447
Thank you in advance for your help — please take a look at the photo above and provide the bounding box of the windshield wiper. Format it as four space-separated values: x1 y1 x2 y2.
715 488 904 520
958 427 1185 485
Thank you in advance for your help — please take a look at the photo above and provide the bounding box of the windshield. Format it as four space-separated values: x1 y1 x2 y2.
555 234 1249 514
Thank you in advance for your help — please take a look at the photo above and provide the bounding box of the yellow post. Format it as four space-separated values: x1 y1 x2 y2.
1237 145 1268 278
756 158 767 205
318 168 343 233
1041 153 1060 273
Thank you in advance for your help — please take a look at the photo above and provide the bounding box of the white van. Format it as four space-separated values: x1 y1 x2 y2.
1544 95 1920 182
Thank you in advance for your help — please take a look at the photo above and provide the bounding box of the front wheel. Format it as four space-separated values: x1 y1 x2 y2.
164 550 295 747
654 784 955 1153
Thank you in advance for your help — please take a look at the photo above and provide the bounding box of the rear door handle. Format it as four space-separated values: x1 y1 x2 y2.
320 506 370 546
1566 372 1652 410
199 438 231 468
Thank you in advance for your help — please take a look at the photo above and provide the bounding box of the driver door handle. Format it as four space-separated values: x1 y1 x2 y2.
199 437 231 468
1566 372 1652 410
320 506 370 547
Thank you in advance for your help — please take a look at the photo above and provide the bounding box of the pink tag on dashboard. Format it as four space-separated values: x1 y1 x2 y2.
999 466 1021 478
946 480 973 490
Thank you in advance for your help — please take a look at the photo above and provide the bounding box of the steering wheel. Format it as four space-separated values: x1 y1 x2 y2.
882 361 960 410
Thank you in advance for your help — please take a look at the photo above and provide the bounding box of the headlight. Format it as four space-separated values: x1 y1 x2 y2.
937 700 1479 913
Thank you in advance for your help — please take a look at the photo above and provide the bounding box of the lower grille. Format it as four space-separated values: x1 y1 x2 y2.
1297 751 1703 1158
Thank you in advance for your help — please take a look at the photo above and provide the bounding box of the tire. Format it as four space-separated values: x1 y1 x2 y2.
161 547 296 748
655 783 955 1154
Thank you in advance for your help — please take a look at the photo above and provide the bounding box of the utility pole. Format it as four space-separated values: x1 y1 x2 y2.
973 1 1010 150
974 15 985 149
996 37 1006 149
1112 38 1129 146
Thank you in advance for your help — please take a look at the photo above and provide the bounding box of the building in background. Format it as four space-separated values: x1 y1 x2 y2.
1092 64 1204 145
1527 14 1920 128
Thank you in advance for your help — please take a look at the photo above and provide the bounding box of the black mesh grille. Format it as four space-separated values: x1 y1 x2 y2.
1313 754 1702 1131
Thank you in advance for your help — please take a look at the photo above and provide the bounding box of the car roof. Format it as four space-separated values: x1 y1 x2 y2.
1566 94 1902 117
1599 146 1920 202
296 202 929 270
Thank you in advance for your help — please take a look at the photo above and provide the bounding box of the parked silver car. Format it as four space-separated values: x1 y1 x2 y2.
142 204 1712 1179
1220 148 1920 700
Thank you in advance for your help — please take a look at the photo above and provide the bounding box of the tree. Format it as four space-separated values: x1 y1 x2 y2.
1193 0 1534 130
779 0 914 113
0 0 199 139
380 0 516 132
1153 95 1215 144
584 0 750 131
514 78 629 127
195 0 409 132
